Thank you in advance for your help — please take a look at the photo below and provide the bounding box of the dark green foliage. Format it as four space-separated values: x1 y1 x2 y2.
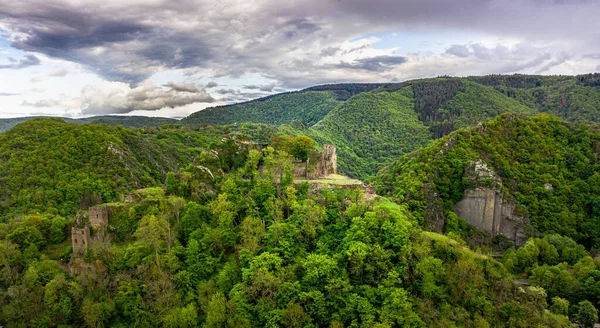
304 83 391 100
576 300 599 328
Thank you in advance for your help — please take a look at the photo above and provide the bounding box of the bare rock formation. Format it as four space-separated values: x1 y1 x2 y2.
454 160 529 245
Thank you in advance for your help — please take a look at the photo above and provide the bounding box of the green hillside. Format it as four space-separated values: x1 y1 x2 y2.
182 74 600 180
0 116 178 133
303 88 432 179
280 79 538 179
0 118 276 217
376 113 600 246
468 74 600 123
0 118 576 327
180 84 388 127
182 91 343 127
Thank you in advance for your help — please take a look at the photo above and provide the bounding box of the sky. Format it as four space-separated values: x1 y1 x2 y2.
0 0 599 119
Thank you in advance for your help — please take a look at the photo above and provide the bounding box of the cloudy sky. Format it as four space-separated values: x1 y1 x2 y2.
0 0 599 118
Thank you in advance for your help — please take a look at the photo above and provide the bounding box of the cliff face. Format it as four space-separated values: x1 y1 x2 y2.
454 160 529 245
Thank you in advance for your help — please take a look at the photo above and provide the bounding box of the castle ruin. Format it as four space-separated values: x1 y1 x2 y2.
71 226 90 256
88 206 109 235
71 205 110 258
293 144 337 179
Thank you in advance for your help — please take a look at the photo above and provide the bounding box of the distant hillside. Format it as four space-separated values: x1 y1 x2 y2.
376 113 600 247
465 74 600 123
0 115 178 133
287 87 432 179
180 83 388 126
189 74 600 179
280 78 540 179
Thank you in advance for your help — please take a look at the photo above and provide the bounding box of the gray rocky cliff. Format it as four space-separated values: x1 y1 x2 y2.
454 160 529 245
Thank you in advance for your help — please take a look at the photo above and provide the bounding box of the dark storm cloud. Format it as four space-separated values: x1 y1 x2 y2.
335 55 407 72
243 83 277 92
0 1 212 82
0 54 40 69
164 82 201 93
0 0 599 90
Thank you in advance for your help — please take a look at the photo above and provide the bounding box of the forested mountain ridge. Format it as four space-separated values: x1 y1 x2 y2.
0 115 178 133
183 74 600 179
181 83 388 127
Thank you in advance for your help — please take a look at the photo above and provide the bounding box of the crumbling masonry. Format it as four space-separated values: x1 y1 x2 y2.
71 205 110 256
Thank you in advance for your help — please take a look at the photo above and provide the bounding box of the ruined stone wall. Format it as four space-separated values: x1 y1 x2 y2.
88 206 109 234
319 144 337 176
292 144 338 179
293 161 307 178
71 227 90 256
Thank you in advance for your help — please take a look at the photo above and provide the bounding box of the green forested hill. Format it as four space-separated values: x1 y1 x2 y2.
180 84 388 127
278 79 540 179
181 90 342 127
0 116 178 133
182 74 600 179
468 74 600 123
0 118 276 217
0 118 579 327
377 113 600 246
291 88 433 179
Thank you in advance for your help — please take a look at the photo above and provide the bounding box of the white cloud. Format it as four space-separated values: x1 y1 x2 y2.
21 80 215 115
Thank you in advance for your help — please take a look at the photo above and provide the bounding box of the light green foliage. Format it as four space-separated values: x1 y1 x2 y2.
182 91 343 127
550 297 569 316
290 135 315 161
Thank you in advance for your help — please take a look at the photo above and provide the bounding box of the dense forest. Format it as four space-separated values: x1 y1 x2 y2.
2 117 597 327
2 74 600 327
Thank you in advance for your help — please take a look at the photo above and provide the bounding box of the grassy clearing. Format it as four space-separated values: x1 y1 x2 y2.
294 174 362 186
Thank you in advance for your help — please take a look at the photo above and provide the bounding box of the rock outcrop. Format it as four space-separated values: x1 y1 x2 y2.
454 160 529 245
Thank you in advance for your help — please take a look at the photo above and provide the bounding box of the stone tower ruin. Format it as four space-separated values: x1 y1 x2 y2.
71 205 111 257
319 144 337 176
71 226 90 256
88 206 109 235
